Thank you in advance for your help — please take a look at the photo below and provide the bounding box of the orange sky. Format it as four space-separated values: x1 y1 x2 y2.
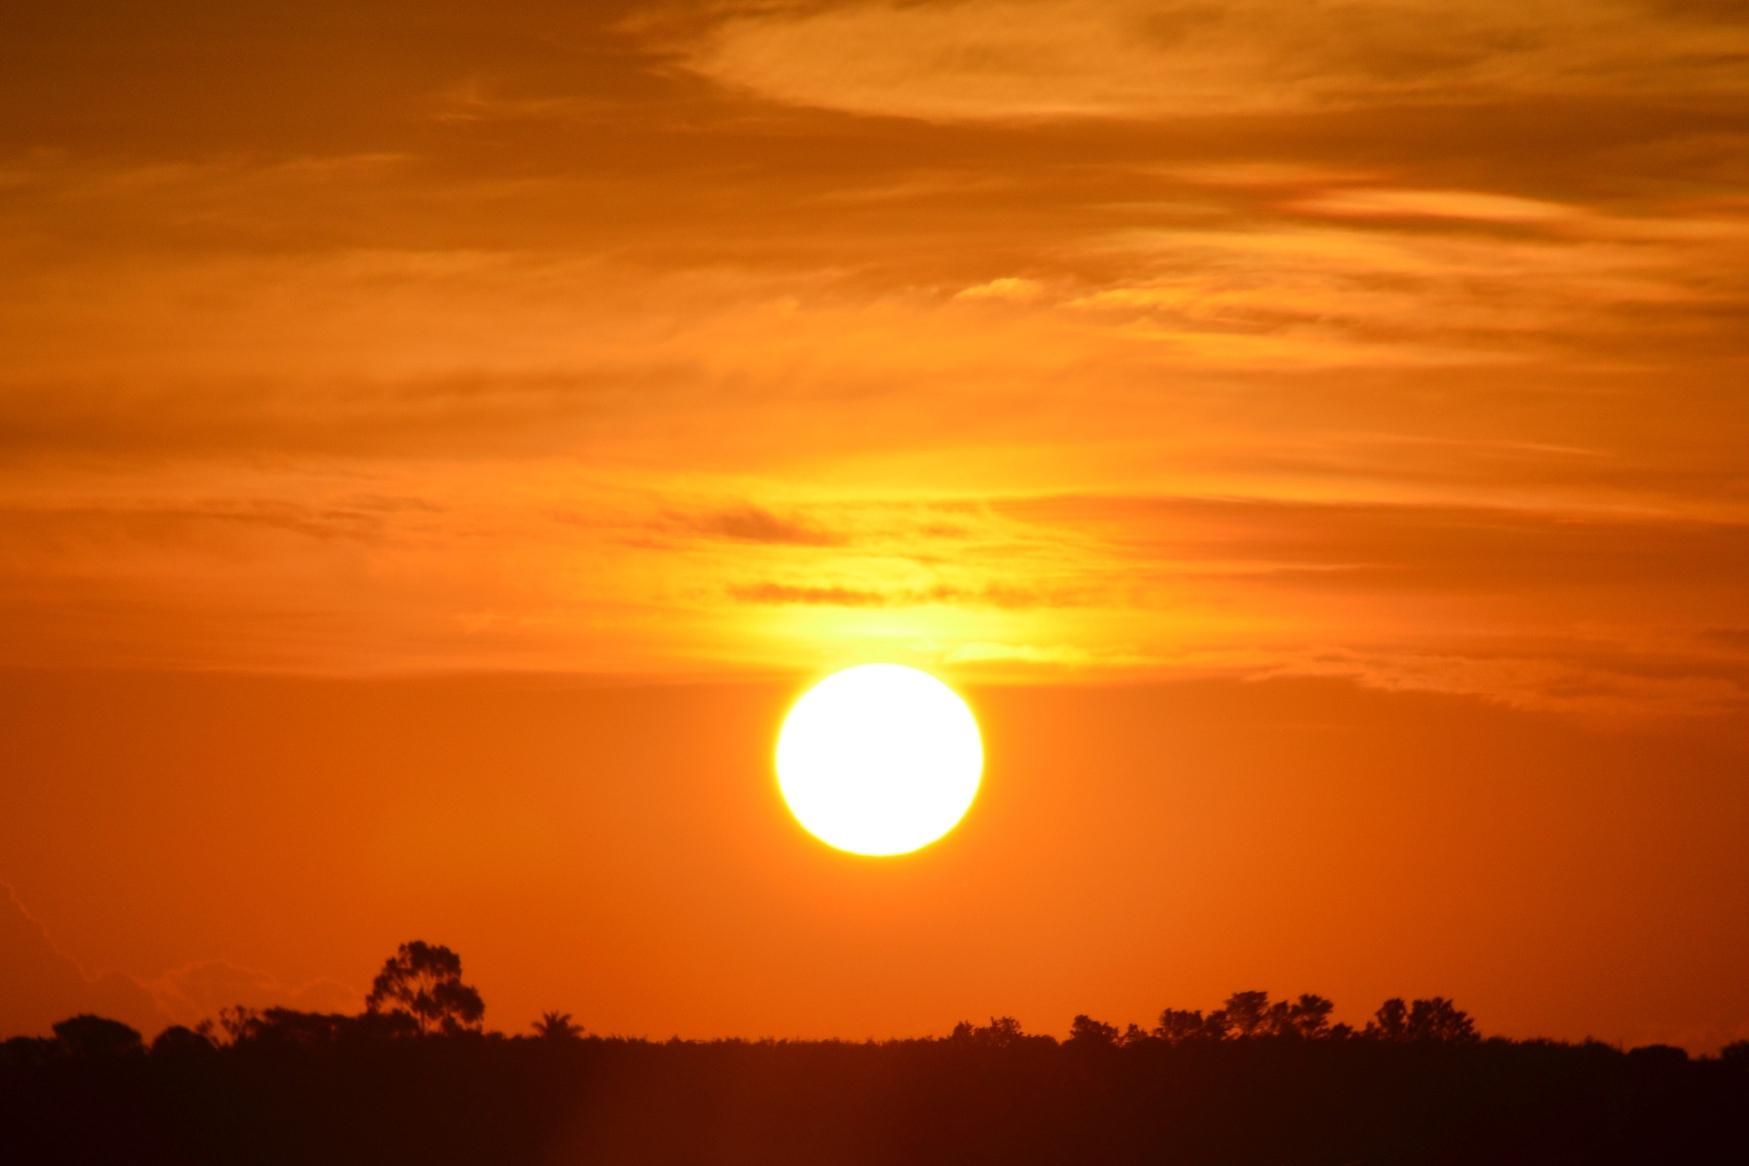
2 2 1747 1050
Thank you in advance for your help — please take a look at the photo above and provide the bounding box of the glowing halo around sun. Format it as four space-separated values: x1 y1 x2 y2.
776 664 984 857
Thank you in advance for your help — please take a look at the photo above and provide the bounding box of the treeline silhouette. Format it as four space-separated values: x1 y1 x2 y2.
3 941 1745 1165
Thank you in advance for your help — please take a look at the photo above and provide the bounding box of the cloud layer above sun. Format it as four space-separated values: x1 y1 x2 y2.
2 0 1747 717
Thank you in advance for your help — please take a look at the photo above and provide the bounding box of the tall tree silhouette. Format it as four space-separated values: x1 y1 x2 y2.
1287 993 1335 1038
1367 997 1410 1041
364 941 484 1035
1222 991 1272 1038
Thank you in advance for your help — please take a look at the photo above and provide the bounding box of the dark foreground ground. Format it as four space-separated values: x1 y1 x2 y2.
3 1033 1746 1165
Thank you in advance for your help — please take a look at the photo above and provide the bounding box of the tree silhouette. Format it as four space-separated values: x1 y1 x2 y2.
1407 997 1478 1043
949 1016 1052 1050
1156 1008 1214 1043
1221 991 1272 1038
532 1011 584 1041
1156 992 1337 1040
1066 1014 1119 1048
149 1025 215 1058
1367 997 1409 1041
1287 993 1335 1039
364 941 484 1035
245 1008 375 1047
1364 996 1476 1043
195 1004 257 1048
8 987 1748 1166
51 1015 142 1059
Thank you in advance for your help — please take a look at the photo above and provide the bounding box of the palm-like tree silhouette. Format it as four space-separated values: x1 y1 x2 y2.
532 1011 584 1041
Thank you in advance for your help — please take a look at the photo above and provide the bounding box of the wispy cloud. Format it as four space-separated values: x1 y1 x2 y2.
675 504 847 547
1287 188 1582 224
0 882 168 1037
728 580 1085 609
0 881 357 1038
687 0 1749 122
955 276 1047 303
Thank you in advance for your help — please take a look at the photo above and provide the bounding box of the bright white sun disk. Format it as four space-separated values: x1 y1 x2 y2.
776 664 983 856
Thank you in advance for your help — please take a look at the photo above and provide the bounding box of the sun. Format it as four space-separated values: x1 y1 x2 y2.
776 664 984 857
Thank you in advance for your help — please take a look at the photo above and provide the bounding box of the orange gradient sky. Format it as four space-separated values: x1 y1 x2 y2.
2 2 1747 1050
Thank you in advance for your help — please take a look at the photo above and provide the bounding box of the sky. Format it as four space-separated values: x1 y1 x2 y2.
2 1 1747 1050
